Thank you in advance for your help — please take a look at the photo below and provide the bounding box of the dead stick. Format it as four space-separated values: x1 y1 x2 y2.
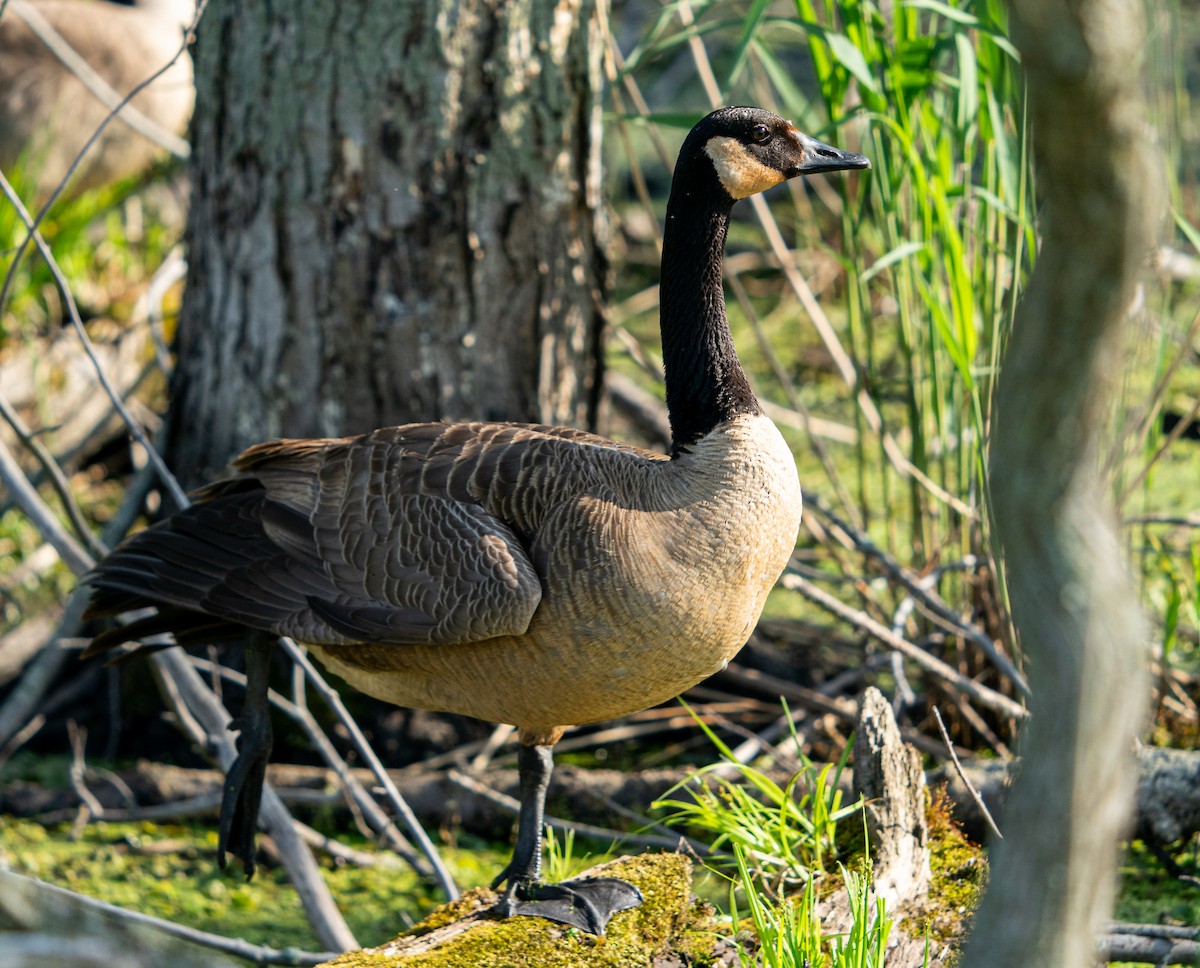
781 572 1027 721
933 706 1002 841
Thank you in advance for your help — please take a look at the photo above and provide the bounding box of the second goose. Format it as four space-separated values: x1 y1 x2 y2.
83 105 869 935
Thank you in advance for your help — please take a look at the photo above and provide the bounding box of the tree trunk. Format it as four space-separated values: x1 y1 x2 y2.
958 0 1162 965
170 0 606 485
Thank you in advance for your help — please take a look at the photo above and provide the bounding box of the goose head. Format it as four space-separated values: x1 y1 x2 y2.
679 105 870 201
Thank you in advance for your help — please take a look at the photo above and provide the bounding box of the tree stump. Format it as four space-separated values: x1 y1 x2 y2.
831 687 953 968
854 687 932 906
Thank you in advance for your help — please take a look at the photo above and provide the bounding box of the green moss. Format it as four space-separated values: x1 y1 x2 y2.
0 815 511 950
913 790 988 948
1116 840 1200 926
405 888 499 936
319 854 716 967
314 954 397 968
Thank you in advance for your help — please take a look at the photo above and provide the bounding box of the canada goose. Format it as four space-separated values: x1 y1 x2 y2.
83 106 869 935
0 0 194 202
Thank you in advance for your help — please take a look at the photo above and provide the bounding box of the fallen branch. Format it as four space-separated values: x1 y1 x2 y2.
186 655 428 875
933 706 1002 842
1098 926 1200 965
446 767 707 855
0 870 334 966
780 571 1027 722
808 496 1027 695
935 746 1200 864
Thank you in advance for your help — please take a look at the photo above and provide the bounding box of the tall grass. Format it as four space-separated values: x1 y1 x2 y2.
653 702 860 886
798 0 1031 562
729 846 907 967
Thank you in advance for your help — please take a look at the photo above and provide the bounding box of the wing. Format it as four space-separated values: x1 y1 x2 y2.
86 419 669 650
86 426 562 648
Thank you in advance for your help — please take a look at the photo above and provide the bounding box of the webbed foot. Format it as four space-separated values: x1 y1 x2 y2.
491 876 643 935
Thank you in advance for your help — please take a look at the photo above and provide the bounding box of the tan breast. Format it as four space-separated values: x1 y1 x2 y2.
310 412 802 732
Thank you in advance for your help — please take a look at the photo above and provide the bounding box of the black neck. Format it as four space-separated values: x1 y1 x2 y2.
659 166 761 455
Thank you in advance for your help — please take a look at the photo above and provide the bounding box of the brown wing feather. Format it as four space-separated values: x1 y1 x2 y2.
86 421 666 652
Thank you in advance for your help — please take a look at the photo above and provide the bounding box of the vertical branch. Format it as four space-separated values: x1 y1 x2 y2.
960 0 1162 965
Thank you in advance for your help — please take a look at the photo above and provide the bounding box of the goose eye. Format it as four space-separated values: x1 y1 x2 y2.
750 124 772 144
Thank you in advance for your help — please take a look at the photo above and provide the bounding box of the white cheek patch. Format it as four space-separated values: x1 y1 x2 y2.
703 136 786 199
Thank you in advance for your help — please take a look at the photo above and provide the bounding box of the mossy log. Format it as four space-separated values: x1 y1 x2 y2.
317 854 716 968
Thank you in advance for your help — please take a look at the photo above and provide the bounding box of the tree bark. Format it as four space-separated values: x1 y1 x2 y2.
170 0 606 484
958 0 1162 965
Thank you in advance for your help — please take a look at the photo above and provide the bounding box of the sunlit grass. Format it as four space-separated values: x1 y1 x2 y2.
655 702 859 887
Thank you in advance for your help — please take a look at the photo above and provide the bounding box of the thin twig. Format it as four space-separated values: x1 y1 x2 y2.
67 720 105 836
469 723 516 774
810 495 1030 695
154 648 358 951
293 820 409 872
186 655 428 875
6 0 191 159
0 389 107 560
781 571 1028 721
279 639 460 901
30 786 356 828
944 688 1012 758
0 0 205 321
0 588 90 748
1105 303 1200 479
1122 513 1200 527
138 246 187 375
932 706 1002 841
0 712 44 768
0 435 93 574
0 172 189 510
446 768 693 854
1118 395 1200 505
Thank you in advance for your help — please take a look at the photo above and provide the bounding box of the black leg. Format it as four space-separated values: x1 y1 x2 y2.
217 630 274 878
489 743 643 935
491 744 553 894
